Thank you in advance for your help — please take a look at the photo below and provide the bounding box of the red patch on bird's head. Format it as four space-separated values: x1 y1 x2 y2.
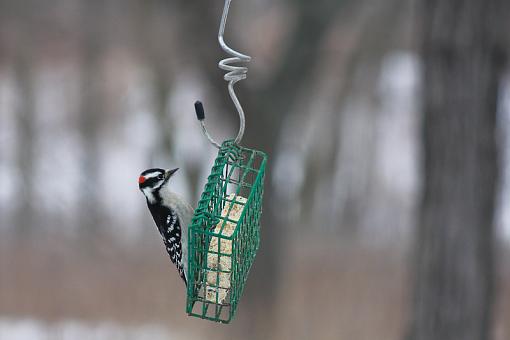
138 176 146 184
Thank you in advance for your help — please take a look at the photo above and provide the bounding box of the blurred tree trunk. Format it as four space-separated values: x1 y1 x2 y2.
13 50 36 235
135 1 175 160
303 0 405 236
10 0 37 235
409 1 507 340
77 0 105 234
176 0 229 105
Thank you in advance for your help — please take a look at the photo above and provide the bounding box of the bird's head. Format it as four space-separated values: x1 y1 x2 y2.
138 168 179 203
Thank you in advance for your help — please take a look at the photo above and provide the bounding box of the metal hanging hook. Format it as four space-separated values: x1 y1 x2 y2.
194 0 251 148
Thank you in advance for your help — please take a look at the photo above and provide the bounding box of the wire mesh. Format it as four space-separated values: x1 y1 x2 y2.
186 140 267 323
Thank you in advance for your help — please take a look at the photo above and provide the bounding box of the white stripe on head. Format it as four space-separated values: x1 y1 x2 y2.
143 171 162 179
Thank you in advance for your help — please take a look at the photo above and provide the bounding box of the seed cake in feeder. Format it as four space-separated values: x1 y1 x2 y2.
206 194 247 303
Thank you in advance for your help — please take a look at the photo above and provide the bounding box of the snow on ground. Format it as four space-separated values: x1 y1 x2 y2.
0 318 194 340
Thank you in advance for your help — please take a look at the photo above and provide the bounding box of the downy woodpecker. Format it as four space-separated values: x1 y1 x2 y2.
138 168 194 286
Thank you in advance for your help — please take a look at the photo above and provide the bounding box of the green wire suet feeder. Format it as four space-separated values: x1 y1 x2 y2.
186 139 267 323
186 0 267 323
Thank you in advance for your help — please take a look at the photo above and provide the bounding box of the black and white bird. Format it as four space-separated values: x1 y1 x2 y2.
138 168 194 286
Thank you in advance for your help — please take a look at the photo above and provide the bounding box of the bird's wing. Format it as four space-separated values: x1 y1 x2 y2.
151 204 187 285
176 203 194 285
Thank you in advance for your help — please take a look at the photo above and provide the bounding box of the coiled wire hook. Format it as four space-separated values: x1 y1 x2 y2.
195 0 251 148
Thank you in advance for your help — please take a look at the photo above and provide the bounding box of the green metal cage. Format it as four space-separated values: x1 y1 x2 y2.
186 140 267 323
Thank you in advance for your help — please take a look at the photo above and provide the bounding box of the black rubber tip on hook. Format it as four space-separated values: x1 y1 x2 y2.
194 101 205 121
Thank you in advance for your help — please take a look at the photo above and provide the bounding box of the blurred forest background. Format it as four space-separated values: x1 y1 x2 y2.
0 0 509 339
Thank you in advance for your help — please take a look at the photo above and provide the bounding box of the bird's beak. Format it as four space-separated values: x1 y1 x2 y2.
165 168 179 179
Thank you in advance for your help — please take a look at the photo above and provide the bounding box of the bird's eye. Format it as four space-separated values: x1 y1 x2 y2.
158 174 164 180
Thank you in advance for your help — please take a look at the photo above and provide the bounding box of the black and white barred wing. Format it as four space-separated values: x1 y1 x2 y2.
154 208 187 285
